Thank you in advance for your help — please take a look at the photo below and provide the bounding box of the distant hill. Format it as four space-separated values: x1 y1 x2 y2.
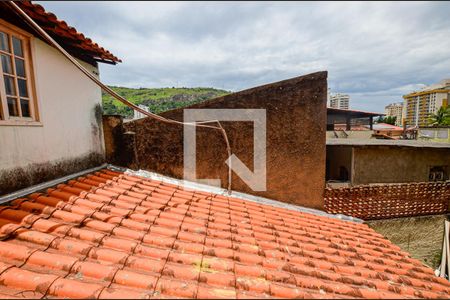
102 86 230 118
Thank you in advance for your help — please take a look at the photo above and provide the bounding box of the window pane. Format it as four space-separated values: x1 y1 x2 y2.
7 97 18 116
4 75 16 95
0 32 9 52
15 58 25 77
12 37 23 57
18 78 28 97
20 98 30 117
1 54 12 74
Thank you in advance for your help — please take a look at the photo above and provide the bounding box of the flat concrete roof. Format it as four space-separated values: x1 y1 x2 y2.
327 107 385 118
326 138 450 148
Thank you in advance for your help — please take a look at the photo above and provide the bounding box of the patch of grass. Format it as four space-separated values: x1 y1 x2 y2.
102 86 230 118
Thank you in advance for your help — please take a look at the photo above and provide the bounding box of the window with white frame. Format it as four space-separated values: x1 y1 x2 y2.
0 20 38 124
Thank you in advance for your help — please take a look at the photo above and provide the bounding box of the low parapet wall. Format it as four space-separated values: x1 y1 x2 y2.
325 181 450 220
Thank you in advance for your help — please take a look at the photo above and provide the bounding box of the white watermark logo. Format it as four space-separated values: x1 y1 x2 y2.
183 109 267 191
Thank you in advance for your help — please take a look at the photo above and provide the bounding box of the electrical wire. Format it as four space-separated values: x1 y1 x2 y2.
8 1 232 193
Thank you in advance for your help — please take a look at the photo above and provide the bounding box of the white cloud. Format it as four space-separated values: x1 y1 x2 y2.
38 1 450 111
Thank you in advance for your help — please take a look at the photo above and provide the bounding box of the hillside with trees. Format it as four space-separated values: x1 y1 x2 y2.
102 86 230 118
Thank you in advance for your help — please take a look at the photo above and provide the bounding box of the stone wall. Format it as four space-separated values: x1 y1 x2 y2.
106 71 328 209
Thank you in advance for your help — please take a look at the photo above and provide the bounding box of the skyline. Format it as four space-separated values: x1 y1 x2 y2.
39 1 450 112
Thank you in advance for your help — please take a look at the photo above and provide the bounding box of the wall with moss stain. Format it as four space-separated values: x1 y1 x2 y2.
0 38 105 195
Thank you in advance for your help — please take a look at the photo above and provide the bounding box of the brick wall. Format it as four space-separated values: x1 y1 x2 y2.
325 181 450 220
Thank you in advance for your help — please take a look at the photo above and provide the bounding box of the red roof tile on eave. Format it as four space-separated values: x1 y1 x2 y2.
15 0 121 64
0 169 448 299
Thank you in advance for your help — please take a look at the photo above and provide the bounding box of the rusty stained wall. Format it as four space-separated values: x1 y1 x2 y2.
117 72 327 209
353 146 450 185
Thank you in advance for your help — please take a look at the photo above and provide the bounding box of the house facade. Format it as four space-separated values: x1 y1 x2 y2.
0 1 120 194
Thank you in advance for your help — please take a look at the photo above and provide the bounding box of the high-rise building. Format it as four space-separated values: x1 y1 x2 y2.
330 93 350 109
402 79 450 127
384 102 403 126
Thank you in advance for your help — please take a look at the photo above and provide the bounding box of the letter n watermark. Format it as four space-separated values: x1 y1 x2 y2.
183 109 266 191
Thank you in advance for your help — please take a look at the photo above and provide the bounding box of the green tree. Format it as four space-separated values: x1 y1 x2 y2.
377 116 397 125
428 106 450 126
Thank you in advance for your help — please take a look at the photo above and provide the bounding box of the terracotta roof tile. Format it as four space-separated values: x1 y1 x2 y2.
0 168 448 298
12 1 121 64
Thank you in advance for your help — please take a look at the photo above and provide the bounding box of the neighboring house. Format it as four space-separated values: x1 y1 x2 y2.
326 139 450 185
370 123 404 139
418 127 450 143
325 138 450 269
0 1 121 194
0 168 448 298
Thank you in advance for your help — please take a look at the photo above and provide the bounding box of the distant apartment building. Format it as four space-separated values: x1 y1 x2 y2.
330 93 350 109
402 79 450 127
384 102 403 126
133 104 150 119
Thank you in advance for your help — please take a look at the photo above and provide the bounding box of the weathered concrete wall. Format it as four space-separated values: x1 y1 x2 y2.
367 215 447 269
353 146 450 185
0 37 105 194
117 72 327 209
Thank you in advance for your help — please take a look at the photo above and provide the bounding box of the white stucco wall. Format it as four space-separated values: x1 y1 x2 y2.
0 37 104 171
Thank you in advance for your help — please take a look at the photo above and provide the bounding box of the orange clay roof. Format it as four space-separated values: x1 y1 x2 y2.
15 1 121 64
0 168 448 299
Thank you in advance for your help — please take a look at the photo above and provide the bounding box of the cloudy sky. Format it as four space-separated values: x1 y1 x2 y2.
39 1 450 111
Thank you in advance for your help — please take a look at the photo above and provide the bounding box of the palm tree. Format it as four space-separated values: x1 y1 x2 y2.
428 106 450 126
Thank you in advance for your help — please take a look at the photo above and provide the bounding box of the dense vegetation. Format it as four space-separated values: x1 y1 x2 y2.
102 86 229 118
377 116 397 125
